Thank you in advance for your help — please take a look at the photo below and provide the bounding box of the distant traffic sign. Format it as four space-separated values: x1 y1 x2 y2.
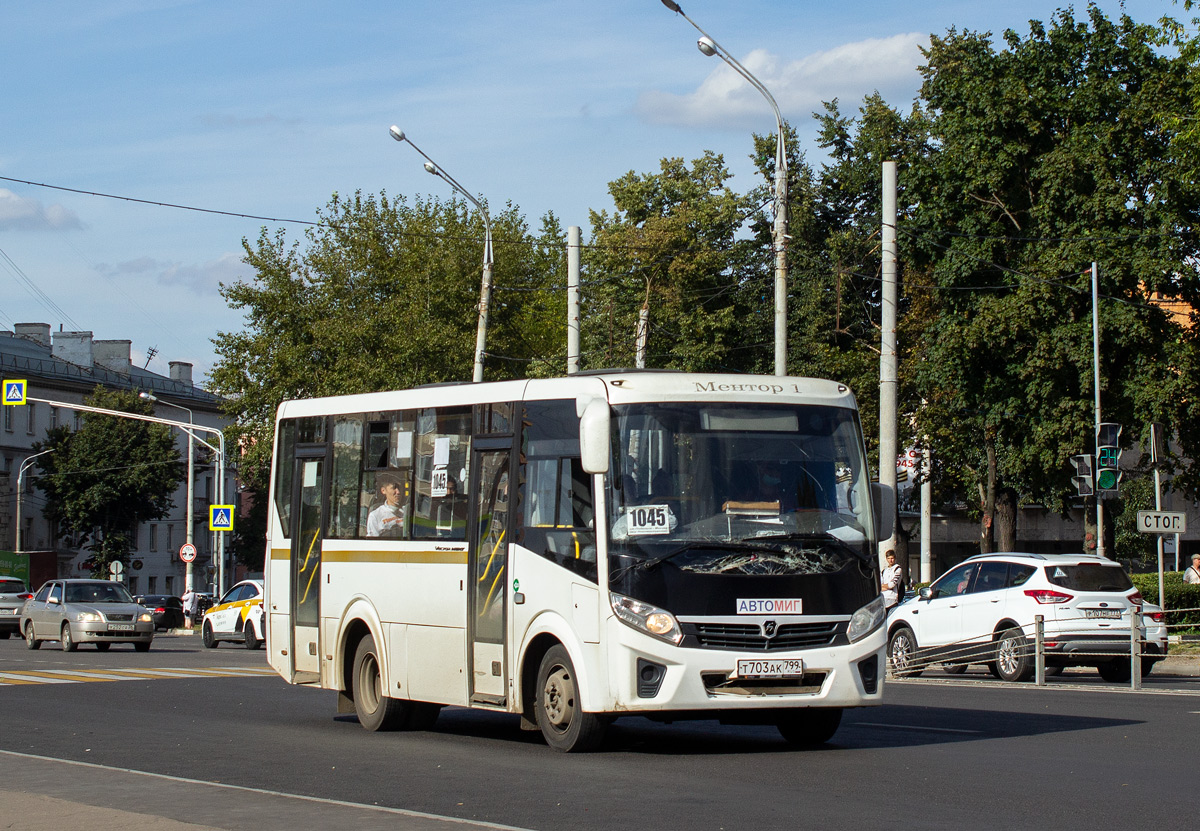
179 542 198 563
209 505 234 532
3 380 27 405
1136 510 1187 535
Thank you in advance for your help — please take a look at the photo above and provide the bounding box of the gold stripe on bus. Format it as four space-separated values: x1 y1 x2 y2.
321 549 468 565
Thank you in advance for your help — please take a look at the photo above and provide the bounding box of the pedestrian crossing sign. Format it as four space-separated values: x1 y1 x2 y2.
3 380 27 405
209 505 234 531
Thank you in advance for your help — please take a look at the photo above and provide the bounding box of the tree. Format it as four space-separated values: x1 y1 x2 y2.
32 387 184 577
210 190 567 508
582 152 760 372
898 7 1200 551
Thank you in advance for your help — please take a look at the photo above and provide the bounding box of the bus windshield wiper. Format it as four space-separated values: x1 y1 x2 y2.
741 531 870 561
634 540 786 572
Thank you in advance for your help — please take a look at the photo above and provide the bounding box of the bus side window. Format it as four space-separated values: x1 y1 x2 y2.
411 408 471 540
520 400 596 582
273 420 297 537
329 415 363 539
358 412 414 539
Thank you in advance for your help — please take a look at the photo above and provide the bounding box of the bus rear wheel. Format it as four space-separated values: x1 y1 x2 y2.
534 645 604 752
352 635 407 731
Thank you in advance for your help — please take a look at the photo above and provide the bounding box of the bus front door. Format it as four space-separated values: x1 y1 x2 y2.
468 445 510 704
290 453 325 680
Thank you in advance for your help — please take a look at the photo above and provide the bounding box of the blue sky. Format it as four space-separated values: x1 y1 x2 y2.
0 0 1179 383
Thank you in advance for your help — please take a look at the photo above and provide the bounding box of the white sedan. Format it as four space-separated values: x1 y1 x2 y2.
201 579 265 649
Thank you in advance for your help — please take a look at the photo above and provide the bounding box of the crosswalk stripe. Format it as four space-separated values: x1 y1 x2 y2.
0 666 275 687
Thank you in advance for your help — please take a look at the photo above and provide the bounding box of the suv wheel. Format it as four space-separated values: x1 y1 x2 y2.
994 628 1033 682
888 626 922 678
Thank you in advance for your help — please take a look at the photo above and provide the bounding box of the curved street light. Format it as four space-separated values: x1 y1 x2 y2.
141 391 197 594
660 1 790 376
16 448 54 556
389 125 494 383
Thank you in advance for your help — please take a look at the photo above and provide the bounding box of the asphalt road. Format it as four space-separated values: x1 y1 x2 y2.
1 633 1198 831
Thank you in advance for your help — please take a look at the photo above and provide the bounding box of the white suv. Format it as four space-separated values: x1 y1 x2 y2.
886 552 1164 682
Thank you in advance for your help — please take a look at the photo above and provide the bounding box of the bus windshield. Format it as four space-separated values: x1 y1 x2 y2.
608 402 875 569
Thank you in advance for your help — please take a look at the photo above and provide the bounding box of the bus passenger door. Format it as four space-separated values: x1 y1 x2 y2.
290 452 326 680
468 444 510 704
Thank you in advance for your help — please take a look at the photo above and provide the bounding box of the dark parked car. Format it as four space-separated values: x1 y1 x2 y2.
1 576 33 639
134 595 185 631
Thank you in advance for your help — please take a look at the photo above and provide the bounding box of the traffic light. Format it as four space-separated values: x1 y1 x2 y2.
1070 454 1093 497
1095 422 1122 495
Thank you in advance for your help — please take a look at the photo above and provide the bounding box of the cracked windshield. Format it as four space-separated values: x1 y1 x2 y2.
608 402 874 574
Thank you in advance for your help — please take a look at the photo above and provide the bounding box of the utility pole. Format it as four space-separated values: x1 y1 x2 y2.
879 161 899 563
1092 262 1105 558
567 225 581 374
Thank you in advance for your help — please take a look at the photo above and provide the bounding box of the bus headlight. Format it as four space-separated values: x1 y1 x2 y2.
847 595 886 643
611 593 683 645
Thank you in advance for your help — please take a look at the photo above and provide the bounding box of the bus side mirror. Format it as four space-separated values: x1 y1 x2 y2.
871 482 895 542
579 398 610 475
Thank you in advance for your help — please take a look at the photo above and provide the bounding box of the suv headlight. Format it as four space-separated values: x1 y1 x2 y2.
611 593 683 644
847 595 886 643
138 612 153 623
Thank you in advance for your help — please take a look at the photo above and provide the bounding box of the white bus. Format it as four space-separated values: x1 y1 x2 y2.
264 372 891 751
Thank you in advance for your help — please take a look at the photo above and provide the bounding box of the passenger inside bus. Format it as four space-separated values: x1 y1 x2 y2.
366 471 406 537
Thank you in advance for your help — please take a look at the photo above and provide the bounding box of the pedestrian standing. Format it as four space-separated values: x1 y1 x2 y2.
1185 554 1200 585
181 586 197 627
882 550 903 608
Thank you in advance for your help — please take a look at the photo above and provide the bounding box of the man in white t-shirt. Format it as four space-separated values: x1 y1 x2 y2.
1185 554 1200 584
881 550 903 608
367 472 406 538
181 587 197 627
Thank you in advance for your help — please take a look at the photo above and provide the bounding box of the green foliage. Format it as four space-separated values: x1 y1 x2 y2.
32 387 184 577
1131 572 1200 629
582 152 762 372
211 190 566 493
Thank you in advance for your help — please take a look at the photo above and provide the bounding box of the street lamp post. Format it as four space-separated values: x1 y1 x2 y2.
24 396 227 596
389 125 494 383
660 0 790 376
140 392 195 596
15 449 54 556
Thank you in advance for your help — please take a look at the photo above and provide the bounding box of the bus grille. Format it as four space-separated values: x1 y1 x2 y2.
687 621 844 651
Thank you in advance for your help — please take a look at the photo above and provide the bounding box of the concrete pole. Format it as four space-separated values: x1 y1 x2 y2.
773 134 788 377
879 161 899 563
1092 262 1105 559
567 225 581 374
921 444 933 583
636 306 649 369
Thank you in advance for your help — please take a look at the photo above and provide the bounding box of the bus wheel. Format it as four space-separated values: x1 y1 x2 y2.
352 635 407 731
777 708 843 746
534 645 604 752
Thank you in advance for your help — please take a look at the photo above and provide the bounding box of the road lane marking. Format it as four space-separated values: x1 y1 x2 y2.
0 749 537 831
850 722 982 735
0 666 276 687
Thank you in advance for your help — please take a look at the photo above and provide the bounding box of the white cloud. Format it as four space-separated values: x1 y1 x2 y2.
98 251 247 294
0 188 84 231
637 33 929 128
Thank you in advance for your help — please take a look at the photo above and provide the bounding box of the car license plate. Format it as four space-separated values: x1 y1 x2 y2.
736 658 804 679
108 623 135 632
1084 609 1122 619
2 609 18 615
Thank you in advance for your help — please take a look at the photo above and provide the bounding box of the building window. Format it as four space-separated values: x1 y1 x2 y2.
166 524 174 551
74 412 81 431
165 576 174 596
50 407 58 429
26 402 35 434
149 524 158 551
4 406 11 432
128 576 139 595
148 576 157 593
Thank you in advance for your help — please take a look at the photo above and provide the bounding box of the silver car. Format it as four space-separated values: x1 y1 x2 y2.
0 576 32 639
20 579 154 652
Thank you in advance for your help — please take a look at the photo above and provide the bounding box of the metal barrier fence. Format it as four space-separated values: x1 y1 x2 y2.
888 605 1200 691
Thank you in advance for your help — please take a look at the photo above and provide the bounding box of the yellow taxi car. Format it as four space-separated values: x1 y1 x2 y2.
201 579 265 650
